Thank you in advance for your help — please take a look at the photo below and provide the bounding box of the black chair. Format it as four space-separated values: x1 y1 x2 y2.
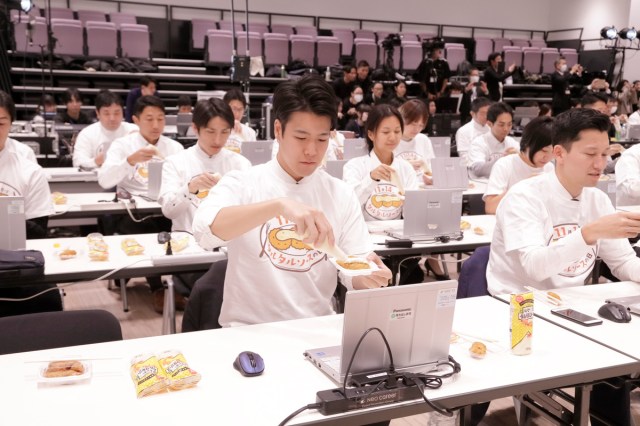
0 309 122 355
182 259 227 332
456 245 491 299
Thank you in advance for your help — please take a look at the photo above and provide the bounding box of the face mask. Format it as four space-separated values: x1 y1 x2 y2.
560 64 568 73
469 75 480 84
354 94 363 103
610 106 618 115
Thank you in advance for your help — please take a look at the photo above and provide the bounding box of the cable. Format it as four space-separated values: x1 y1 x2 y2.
278 403 321 426
400 357 462 417
122 200 164 223
342 327 395 398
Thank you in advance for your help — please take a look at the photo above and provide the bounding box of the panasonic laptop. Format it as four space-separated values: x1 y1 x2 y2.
343 138 368 160
430 157 469 190
147 161 164 201
305 280 458 383
388 189 463 241
241 140 273 166
0 197 27 250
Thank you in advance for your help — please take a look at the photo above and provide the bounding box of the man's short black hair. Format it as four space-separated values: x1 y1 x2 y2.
553 108 610 151
580 92 608 108
63 88 82 104
487 102 513 123
488 52 501 63
471 97 492 113
272 75 337 133
0 91 16 122
176 95 192 108
222 88 247 108
365 104 404 152
140 76 156 87
520 116 554 163
192 97 234 130
343 64 356 74
95 90 123 111
133 95 165 117
356 60 370 68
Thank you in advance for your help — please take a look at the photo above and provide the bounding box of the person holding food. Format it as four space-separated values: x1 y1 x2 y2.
343 104 418 222
394 99 435 186
192 75 391 327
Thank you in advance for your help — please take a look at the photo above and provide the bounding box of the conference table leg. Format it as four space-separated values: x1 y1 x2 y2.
162 277 176 335
118 279 129 312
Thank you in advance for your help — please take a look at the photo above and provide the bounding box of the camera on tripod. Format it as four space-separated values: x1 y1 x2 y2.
381 33 402 51
421 37 445 55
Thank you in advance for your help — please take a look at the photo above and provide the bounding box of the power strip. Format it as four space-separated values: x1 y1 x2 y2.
151 251 226 266
316 380 423 415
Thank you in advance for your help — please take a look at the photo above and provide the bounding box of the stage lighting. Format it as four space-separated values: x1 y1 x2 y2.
619 27 638 40
601 26 618 40
7 0 34 13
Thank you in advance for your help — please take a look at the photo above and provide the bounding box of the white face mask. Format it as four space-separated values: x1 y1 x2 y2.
560 64 568 73
354 94 363 103
469 75 480 84
610 106 618 115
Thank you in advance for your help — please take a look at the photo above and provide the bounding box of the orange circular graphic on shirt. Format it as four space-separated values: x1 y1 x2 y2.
259 219 325 272
365 183 403 220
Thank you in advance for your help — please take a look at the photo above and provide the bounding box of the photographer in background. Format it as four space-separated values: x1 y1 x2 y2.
483 52 516 102
414 39 450 100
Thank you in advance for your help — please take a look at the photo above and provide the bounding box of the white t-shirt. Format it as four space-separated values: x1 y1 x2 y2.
394 133 435 175
6 138 37 163
467 132 519 179
615 144 640 206
72 121 138 169
225 122 257 153
455 119 490 160
483 153 554 201
343 151 418 221
192 160 373 327
628 110 640 125
98 132 184 195
487 171 640 294
0 146 53 219
159 144 251 232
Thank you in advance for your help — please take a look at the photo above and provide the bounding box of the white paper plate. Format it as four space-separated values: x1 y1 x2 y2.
329 257 380 276
38 361 92 385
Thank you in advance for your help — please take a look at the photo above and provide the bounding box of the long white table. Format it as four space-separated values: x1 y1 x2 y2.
0 296 635 425
51 192 162 219
44 167 103 193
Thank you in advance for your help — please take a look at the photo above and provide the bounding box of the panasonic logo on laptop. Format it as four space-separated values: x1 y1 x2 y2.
390 308 413 320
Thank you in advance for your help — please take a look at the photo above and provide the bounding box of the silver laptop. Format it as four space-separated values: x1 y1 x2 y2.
0 197 27 250
325 160 347 179
606 295 640 315
304 281 458 383
241 140 273 166
431 157 469 189
430 137 451 158
147 161 164 201
596 176 616 208
177 113 193 137
343 138 368 160
387 189 463 241
627 124 640 141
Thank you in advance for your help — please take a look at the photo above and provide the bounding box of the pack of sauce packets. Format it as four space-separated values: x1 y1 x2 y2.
130 350 201 398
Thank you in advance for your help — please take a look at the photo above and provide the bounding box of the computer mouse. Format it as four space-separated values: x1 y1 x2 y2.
233 351 265 377
598 302 632 323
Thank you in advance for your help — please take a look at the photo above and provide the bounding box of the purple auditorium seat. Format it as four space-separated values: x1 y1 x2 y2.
263 33 289 66
522 47 542 74
541 48 559 74
316 36 341 67
444 43 466 71
218 21 244 33
354 29 375 41
120 23 151 59
503 46 523 68
400 40 422 72
50 18 84 56
400 32 419 42
530 39 547 48
290 34 315 65
418 32 437 41
12 16 47 54
560 48 578 67
270 24 294 36
86 21 117 57
376 31 390 43
354 38 378 68
191 19 217 50
45 7 75 20
236 31 263 57
331 28 354 56
205 29 233 65
511 39 530 48
76 10 106 25
109 12 137 29
474 37 493 62
493 38 511 52
246 22 269 36
294 25 317 37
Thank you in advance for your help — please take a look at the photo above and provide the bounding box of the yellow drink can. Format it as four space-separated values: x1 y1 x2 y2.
510 292 533 355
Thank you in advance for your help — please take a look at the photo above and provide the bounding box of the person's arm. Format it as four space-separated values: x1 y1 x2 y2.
343 158 379 205
483 157 510 213
615 150 640 203
72 130 98 169
97 140 154 189
469 155 498 178
158 156 196 221
484 193 506 214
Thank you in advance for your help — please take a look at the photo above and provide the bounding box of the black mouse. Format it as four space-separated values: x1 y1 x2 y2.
598 302 632 323
233 351 265 377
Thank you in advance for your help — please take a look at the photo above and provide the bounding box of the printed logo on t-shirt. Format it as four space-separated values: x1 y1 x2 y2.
548 223 597 278
365 183 403 220
259 216 325 272
489 152 504 162
225 135 242 154
396 151 422 162
133 161 150 185
0 182 20 197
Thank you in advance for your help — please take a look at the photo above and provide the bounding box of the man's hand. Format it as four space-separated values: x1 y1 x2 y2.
479 81 488 94
581 212 640 245
279 198 335 247
504 147 519 155
94 151 105 167
422 173 433 186
407 159 425 172
352 253 392 289
234 120 243 134
370 164 396 182
609 143 626 155
508 64 516 73
188 172 221 194
126 146 156 166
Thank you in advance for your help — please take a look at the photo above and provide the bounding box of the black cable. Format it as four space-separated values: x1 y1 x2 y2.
406 377 454 417
342 327 395 398
278 403 321 426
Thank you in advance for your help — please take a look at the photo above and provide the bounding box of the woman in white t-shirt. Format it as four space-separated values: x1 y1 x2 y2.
223 88 257 153
344 104 417 221
395 99 435 186
484 116 555 214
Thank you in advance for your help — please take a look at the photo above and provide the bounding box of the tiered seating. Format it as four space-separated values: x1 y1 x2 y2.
45 7 74 20
236 31 263 57
294 25 317 37
444 43 466 71
560 48 578 67
503 46 522 68
353 38 378 68
474 37 493 62
541 47 559 73
120 24 151 59
86 21 118 57
290 34 315 65
331 28 354 56
246 22 270 35
530 39 547 48
263 33 289 66
511 39 530 48
270 23 294 36
354 29 375 41
205 29 233 66
191 19 218 50
50 18 84 56
400 40 422 72
380 43 400 70
11 14 47 55
316 36 341 67
76 10 106 25
493 38 511 52
522 47 542 73
218 20 243 33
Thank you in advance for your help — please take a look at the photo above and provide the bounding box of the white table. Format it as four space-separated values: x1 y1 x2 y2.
51 192 162 219
44 167 103 193
0 296 635 425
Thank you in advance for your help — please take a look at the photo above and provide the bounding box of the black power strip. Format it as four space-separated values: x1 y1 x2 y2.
316 380 424 415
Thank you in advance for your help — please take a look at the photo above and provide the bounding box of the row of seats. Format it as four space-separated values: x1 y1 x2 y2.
10 8 137 28
474 37 547 62
502 47 577 74
11 15 150 59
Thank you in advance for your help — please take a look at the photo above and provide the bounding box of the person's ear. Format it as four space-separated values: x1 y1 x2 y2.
552 144 565 164
274 119 283 141
132 115 140 125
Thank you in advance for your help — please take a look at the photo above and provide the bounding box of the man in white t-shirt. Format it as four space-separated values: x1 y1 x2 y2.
615 143 640 205
395 99 435 186
222 88 257 154
487 108 639 425
72 90 138 170
467 102 519 178
483 116 555 214
455 97 492 161
193 76 391 327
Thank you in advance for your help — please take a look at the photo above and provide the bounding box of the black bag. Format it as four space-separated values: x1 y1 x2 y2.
0 250 45 280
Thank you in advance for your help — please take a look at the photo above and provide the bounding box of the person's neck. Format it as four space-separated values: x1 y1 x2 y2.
555 168 582 199
68 111 80 120
373 148 393 165
0 139 6 152
276 153 303 182
492 132 505 143
143 135 160 145
519 151 534 167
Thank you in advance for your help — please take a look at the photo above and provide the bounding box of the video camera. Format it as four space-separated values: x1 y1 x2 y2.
422 37 445 54
381 33 402 51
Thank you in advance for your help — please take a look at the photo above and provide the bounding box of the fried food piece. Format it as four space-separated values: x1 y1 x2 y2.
51 192 67 205
59 248 77 260
336 259 371 270
44 360 84 378
460 220 471 230
473 227 485 235
469 342 487 359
